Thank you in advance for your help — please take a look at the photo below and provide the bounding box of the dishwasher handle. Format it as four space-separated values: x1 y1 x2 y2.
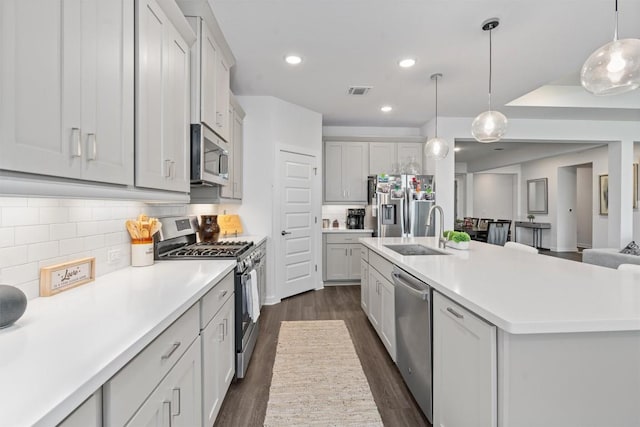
392 267 429 301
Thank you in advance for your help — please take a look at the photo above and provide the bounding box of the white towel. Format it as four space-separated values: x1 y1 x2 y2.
249 269 260 322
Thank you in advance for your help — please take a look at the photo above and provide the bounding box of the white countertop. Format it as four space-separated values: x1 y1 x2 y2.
0 260 236 427
361 237 640 334
323 228 374 233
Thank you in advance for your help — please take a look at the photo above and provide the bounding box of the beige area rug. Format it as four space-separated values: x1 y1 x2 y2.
264 320 383 426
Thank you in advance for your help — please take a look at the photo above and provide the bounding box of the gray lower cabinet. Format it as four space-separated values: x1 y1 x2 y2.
433 292 497 427
57 391 102 427
323 233 371 281
126 337 202 427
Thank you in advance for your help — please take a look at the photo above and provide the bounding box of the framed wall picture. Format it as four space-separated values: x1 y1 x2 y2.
634 163 638 209
599 174 608 215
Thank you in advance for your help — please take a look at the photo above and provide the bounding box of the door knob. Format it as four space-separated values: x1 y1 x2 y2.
281 230 291 236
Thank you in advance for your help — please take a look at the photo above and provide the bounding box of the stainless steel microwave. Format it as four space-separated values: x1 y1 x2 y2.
190 124 229 186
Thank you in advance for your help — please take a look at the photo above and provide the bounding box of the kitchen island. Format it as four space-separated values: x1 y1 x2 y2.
360 237 640 427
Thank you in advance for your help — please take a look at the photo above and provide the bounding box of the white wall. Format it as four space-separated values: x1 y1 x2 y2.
472 174 516 221
576 165 593 248
519 146 608 250
237 96 322 304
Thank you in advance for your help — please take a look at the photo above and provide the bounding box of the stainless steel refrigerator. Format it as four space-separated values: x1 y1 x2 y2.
374 174 436 237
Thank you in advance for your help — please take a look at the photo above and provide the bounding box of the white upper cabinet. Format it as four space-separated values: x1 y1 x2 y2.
324 141 368 203
397 143 423 173
178 0 236 143
369 143 396 175
220 95 244 200
0 0 134 185
135 0 194 192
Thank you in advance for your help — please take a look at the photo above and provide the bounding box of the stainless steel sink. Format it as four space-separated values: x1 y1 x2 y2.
384 244 450 256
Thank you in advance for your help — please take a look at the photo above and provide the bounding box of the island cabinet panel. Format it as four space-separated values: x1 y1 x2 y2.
57 390 101 427
433 291 497 427
367 268 382 332
497 330 640 427
368 266 396 361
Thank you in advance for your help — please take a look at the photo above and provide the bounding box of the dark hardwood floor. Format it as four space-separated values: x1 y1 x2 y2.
539 249 583 262
214 285 430 427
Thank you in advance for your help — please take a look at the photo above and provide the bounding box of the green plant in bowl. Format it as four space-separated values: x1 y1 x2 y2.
444 230 471 243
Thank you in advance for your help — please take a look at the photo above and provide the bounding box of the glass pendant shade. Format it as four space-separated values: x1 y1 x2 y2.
424 137 449 160
471 110 508 143
581 38 640 95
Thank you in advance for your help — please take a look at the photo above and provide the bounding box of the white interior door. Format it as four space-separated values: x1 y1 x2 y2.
278 150 317 299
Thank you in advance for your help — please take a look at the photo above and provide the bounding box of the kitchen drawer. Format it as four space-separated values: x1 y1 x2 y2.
361 245 369 262
201 271 234 329
103 303 200 427
369 251 393 283
325 233 371 244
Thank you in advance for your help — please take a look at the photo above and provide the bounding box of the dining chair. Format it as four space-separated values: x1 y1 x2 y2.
618 264 640 273
477 218 491 231
504 241 538 254
497 219 512 241
487 221 509 246
471 217 479 228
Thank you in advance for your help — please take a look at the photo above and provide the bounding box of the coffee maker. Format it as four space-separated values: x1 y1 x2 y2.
346 208 365 229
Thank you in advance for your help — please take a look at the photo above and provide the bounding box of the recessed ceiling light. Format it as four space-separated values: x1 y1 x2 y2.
454 147 461 152
380 105 393 113
285 55 302 65
398 58 416 68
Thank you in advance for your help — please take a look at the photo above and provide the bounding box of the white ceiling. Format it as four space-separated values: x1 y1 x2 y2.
210 0 640 127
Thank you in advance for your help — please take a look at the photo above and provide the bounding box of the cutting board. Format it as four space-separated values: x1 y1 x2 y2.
217 214 243 237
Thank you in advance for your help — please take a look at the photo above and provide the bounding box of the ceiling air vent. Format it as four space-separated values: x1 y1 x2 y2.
347 86 372 96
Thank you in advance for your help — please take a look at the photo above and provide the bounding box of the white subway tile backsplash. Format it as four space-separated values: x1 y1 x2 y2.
68 207 92 222
2 207 40 226
0 246 28 268
0 197 196 299
84 235 105 251
27 241 60 262
16 280 39 300
28 199 60 207
50 223 77 240
1 262 39 285
59 238 85 255
0 197 28 207
39 207 69 224
77 221 102 237
0 227 15 248
14 225 50 245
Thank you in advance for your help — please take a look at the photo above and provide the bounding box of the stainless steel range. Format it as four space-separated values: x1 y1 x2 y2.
155 216 265 379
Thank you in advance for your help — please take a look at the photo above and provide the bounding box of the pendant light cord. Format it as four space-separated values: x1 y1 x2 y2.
614 0 619 41
434 75 439 138
488 27 493 111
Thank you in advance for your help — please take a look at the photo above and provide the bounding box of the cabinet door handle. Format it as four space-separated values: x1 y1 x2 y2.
163 401 172 427
219 289 228 299
164 159 172 178
223 318 228 337
161 342 181 360
219 323 224 342
446 307 464 319
172 388 181 416
345 248 348 256
86 133 97 160
350 248 353 256
71 128 82 158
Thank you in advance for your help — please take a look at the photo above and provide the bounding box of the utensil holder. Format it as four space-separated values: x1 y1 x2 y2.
131 238 154 267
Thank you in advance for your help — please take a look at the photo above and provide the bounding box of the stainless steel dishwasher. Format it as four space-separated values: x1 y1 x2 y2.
392 265 432 422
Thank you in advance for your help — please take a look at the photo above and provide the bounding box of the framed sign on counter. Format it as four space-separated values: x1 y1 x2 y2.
40 257 96 297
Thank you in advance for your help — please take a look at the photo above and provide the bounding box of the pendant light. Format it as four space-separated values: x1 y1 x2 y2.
471 18 507 143
581 0 640 95
425 73 449 160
